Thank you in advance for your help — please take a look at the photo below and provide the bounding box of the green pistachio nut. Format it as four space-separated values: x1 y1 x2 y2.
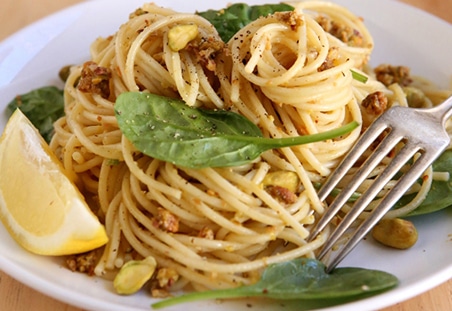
168 24 199 52
113 256 157 295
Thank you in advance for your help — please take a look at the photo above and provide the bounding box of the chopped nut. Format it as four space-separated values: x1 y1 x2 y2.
275 11 303 30
318 47 339 72
77 61 112 99
316 15 363 46
153 208 179 232
66 250 98 276
374 64 412 87
151 288 171 298
360 91 389 130
168 24 199 52
156 267 180 289
187 36 226 72
361 91 388 116
266 185 298 204
262 171 299 204
198 226 215 239
113 256 157 295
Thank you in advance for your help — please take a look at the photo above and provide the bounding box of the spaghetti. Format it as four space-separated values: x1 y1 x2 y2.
50 1 451 293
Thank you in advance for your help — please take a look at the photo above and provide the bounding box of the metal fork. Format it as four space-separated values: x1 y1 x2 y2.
308 95 452 272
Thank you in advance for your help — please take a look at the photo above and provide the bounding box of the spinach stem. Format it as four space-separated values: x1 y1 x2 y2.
246 121 359 148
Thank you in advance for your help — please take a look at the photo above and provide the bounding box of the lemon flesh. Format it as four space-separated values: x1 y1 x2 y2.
0 109 108 255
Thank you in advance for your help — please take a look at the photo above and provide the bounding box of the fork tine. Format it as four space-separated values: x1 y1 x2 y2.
317 142 422 262
309 95 452 272
308 122 398 242
323 148 437 272
317 120 388 202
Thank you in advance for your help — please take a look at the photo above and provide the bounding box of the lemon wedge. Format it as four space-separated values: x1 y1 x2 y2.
0 109 108 255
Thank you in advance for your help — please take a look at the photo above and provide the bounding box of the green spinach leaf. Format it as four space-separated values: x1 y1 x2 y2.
197 3 295 42
151 258 398 309
6 86 64 143
393 149 452 216
114 92 358 169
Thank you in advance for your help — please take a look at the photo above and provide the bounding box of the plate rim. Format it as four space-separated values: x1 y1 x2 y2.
0 0 452 310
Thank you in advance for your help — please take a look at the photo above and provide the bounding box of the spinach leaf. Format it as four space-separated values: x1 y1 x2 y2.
393 149 452 216
151 258 398 309
114 92 358 169
6 86 64 143
197 3 295 42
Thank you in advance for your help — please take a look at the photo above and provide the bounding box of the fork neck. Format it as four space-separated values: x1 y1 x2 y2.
429 95 452 124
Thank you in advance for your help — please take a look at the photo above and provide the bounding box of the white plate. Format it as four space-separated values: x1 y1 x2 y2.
0 1 451 310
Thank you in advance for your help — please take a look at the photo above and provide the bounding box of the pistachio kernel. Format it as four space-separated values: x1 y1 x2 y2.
168 24 199 52
371 218 418 249
113 256 157 295
261 170 300 193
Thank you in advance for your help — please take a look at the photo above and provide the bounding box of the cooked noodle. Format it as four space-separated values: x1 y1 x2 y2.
50 1 451 292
